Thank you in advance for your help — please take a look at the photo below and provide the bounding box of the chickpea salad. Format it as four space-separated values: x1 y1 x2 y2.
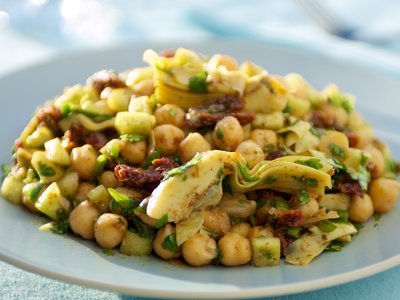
1 48 400 267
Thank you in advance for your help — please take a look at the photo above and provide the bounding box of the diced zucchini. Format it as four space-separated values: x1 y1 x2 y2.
31 151 64 183
45 138 70 166
107 88 132 112
120 231 153 256
1 175 25 205
115 112 156 136
87 185 112 213
252 112 285 130
251 237 281 267
128 95 156 114
35 182 70 220
57 172 79 199
25 126 54 148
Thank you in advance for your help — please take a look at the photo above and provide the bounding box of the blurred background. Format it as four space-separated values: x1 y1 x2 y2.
1 0 400 75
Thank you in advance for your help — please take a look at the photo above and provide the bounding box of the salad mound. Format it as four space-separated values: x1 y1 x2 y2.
1 48 399 267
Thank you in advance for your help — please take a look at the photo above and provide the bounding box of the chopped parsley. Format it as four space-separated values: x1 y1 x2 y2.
291 176 318 187
264 175 278 184
256 198 268 209
164 154 202 180
216 127 224 140
131 216 155 239
348 165 370 192
188 71 208 93
102 248 115 256
108 188 138 217
142 148 163 169
202 227 218 238
328 143 345 158
168 108 177 117
373 213 382 221
336 210 349 222
299 189 309 206
38 162 56 177
309 126 321 137
51 210 69 235
272 198 290 210
155 214 169 229
295 158 323 170
26 182 44 202
215 246 224 265
229 215 244 226
237 163 259 182
324 240 346 252
286 227 301 239
162 233 179 252
328 93 354 113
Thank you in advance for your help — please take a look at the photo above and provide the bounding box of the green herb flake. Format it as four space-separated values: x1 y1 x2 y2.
120 134 144 143
286 227 301 239
317 220 337 233
161 233 179 252
155 214 169 229
202 227 218 238
309 126 321 137
215 246 224 265
299 189 309 206
324 240 346 252
360 153 369 167
215 127 224 140
26 182 44 202
103 248 115 256
373 213 382 221
237 163 259 182
291 176 318 187
348 166 370 192
328 143 345 157
188 71 208 93
168 108 177 117
272 198 290 211
164 154 202 180
38 162 56 177
336 210 349 222
329 93 354 113
264 175 278 184
142 148 163 169
131 216 155 239
256 198 267 210
108 188 138 217
295 158 323 170
229 215 244 226
51 210 69 234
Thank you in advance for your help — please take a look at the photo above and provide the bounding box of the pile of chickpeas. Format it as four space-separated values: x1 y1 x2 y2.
2 50 400 268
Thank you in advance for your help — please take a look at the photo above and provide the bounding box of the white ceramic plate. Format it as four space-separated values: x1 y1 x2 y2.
0 40 399 299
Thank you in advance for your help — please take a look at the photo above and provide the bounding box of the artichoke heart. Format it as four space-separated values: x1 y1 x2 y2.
146 150 333 223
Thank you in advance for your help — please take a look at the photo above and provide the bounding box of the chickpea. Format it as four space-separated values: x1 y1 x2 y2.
154 104 186 127
69 200 100 240
250 129 278 149
235 140 265 168
349 194 374 223
363 145 385 178
218 232 251 266
94 213 128 248
369 178 400 214
203 208 231 239
203 131 216 149
230 222 251 238
120 140 147 164
75 182 96 203
132 79 155 96
182 233 217 266
153 224 181 260
153 124 185 156
99 171 121 189
299 198 319 219
320 104 349 129
208 54 239 71
212 116 244 151
318 130 349 156
178 133 211 163
70 145 97 180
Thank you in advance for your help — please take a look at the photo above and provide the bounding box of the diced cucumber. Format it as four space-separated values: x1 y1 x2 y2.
120 231 153 256
35 182 70 220
1 175 24 205
251 237 281 267
87 185 112 213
